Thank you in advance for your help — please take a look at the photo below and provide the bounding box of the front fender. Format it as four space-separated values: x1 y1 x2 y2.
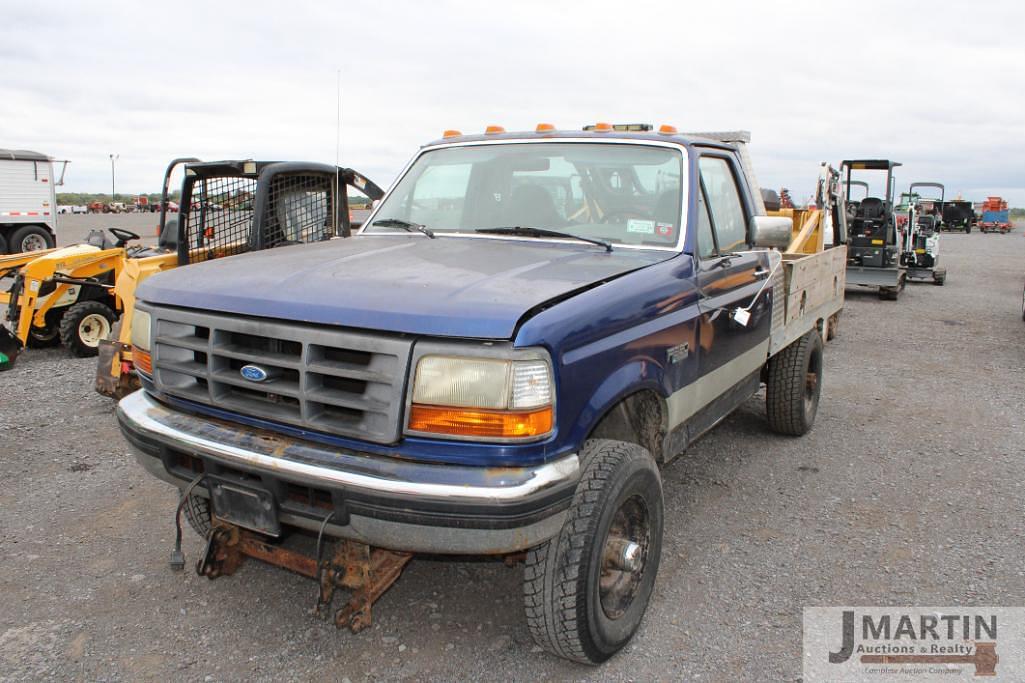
562 359 670 451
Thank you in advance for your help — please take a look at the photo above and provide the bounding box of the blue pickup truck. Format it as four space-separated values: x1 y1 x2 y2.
117 125 846 663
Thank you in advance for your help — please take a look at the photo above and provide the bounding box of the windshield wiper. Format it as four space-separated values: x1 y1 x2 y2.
475 226 612 252
371 218 435 239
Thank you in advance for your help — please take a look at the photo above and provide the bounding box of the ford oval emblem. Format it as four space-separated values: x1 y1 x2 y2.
240 364 269 382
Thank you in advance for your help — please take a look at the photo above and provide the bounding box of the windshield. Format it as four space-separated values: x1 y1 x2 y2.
366 142 686 248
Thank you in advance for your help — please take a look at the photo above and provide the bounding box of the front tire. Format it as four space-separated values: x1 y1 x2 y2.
766 330 823 436
524 439 663 664
27 311 63 348
59 301 116 357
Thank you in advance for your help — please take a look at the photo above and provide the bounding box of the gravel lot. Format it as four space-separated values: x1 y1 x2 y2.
2 228 1024 681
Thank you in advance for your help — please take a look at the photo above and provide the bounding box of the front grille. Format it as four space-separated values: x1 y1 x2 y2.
149 306 412 444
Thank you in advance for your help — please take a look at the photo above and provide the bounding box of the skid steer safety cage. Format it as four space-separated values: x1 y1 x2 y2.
176 161 385 266
259 173 336 249
182 175 259 261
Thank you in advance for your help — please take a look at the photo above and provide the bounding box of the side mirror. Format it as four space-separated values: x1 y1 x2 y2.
751 215 792 250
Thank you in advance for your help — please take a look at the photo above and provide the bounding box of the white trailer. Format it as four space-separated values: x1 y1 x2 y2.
0 149 69 254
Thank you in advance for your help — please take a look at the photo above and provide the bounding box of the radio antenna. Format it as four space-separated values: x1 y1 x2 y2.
335 68 342 234
335 68 341 170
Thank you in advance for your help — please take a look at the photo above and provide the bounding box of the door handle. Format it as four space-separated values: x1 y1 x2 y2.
753 268 770 280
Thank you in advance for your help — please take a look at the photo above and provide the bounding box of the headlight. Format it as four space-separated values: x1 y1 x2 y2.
130 308 151 351
130 308 152 375
407 352 554 440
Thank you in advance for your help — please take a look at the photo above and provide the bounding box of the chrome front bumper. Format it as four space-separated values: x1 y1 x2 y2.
117 390 580 554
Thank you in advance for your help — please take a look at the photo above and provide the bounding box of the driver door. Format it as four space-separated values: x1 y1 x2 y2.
690 153 772 434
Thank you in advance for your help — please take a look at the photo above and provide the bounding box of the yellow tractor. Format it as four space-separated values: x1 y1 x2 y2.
1 158 382 378
0 229 140 364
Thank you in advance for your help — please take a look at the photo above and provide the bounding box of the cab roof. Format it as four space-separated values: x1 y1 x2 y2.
422 127 741 152
842 159 902 170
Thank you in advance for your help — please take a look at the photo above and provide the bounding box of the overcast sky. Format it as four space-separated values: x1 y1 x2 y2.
3 0 1023 205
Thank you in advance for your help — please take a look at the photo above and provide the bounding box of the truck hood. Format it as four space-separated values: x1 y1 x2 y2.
137 235 673 339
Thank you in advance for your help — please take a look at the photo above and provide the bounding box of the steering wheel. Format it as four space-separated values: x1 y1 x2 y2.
108 228 141 248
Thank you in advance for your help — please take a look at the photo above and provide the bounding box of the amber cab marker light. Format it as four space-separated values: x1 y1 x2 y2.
408 404 553 439
658 124 678 135
442 129 462 138
132 346 152 375
592 122 613 132
535 123 556 133
484 125 506 134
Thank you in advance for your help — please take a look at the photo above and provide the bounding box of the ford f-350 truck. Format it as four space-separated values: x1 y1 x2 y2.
117 124 846 664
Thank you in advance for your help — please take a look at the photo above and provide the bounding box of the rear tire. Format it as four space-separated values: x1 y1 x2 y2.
9 225 55 252
59 301 116 357
524 439 663 664
766 330 823 436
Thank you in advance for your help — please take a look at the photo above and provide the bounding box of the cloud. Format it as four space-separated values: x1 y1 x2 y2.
2 0 1023 205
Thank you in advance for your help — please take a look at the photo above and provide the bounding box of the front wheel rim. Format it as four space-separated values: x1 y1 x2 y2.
22 234 47 251
78 313 110 347
599 495 650 620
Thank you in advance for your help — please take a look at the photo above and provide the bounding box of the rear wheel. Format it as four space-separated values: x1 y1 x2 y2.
59 301 116 357
524 439 663 664
9 225 55 252
766 330 823 436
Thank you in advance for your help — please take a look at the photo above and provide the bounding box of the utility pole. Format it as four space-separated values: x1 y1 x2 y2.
109 153 119 203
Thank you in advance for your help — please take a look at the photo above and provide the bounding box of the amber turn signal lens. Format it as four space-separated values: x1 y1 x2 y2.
592 122 613 132
443 129 462 138
535 123 556 132
484 125 506 134
132 346 152 375
658 124 678 135
409 404 553 439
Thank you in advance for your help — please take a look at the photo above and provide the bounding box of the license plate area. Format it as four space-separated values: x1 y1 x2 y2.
208 476 281 537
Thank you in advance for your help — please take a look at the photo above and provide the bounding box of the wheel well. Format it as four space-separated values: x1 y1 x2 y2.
588 390 668 462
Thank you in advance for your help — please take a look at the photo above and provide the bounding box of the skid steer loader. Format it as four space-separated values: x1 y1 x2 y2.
0 158 382 375
93 158 383 397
